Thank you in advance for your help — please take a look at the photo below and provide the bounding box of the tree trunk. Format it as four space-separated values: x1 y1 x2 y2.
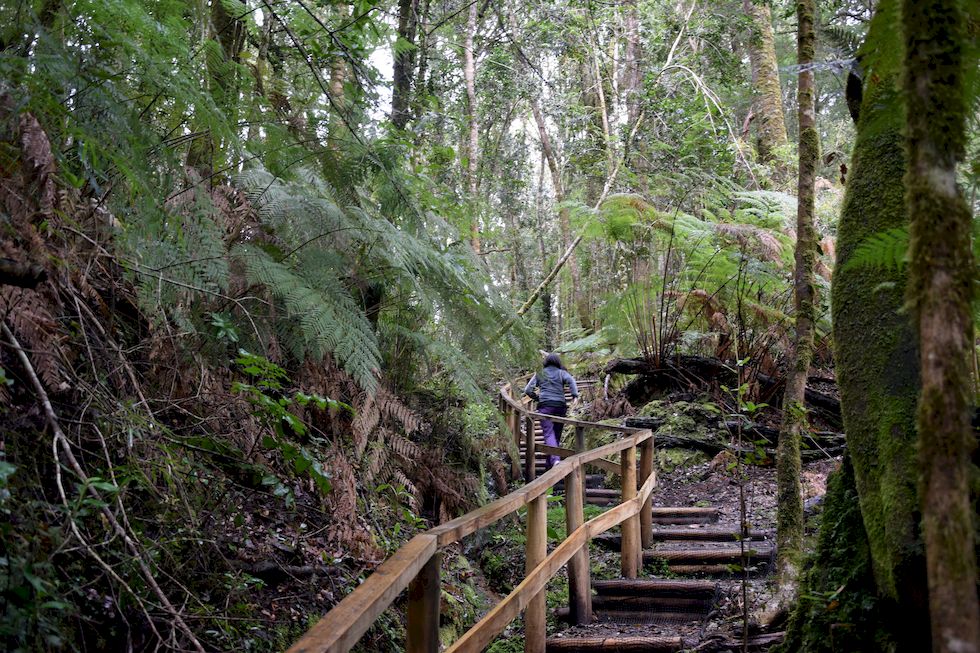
462 0 481 254
391 0 418 130
829 1 928 648
743 0 788 172
411 0 431 125
621 0 641 132
775 0 817 585
187 0 246 173
529 99 590 331
902 1 980 651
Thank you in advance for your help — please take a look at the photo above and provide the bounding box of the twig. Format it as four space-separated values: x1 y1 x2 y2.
2 322 206 653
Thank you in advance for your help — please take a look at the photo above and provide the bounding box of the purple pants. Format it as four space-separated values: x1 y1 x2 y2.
538 404 567 468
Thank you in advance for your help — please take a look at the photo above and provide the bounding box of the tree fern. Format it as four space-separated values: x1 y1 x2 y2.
234 244 381 390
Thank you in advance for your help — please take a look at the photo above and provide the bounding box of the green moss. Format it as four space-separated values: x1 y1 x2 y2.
779 457 894 653
656 447 708 472
822 0 928 647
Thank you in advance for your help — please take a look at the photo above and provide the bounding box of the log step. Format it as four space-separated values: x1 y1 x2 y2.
554 607 703 625
644 546 773 565
596 529 768 551
650 507 718 524
591 595 709 611
546 635 685 651
651 527 767 542
593 579 718 598
584 488 621 497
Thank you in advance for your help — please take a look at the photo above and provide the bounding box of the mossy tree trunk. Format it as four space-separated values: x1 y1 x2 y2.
776 0 817 585
902 1 980 650
807 1 928 649
743 0 789 175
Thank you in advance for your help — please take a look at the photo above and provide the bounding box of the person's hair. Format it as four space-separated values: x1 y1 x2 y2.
542 353 564 369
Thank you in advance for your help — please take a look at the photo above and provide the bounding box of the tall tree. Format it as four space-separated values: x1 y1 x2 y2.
743 0 789 170
902 1 980 651
391 0 419 130
462 0 481 254
776 0 817 585
826 1 928 648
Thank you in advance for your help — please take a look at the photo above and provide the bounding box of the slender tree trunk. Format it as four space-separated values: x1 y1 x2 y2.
391 0 418 130
903 2 980 651
536 150 555 349
775 0 817 587
621 0 642 153
743 0 788 172
462 0 481 254
529 99 590 330
328 3 350 146
411 0 431 125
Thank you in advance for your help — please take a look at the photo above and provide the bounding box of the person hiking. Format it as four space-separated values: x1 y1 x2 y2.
523 353 579 470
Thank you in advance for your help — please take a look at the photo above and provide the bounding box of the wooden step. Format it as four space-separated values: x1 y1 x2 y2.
554 606 702 625
546 635 685 652
590 595 708 611
650 507 718 524
584 488 621 497
592 579 717 598
651 527 767 542
644 545 773 565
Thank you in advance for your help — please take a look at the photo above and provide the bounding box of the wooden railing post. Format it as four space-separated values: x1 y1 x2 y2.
507 406 521 480
639 438 654 550
525 415 536 481
569 424 592 516
407 552 441 653
620 445 640 578
525 494 548 653
565 465 592 625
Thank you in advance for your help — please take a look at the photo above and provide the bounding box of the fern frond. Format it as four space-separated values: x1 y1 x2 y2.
842 227 909 272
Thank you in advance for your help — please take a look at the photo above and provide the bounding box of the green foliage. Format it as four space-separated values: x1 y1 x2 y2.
233 350 347 499
842 227 910 272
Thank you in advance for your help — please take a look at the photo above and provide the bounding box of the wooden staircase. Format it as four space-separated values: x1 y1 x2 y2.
287 375 779 653
547 505 775 651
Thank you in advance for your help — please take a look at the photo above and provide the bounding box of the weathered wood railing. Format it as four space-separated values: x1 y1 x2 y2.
287 380 656 653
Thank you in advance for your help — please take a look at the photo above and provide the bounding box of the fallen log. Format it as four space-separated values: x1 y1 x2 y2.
606 355 842 422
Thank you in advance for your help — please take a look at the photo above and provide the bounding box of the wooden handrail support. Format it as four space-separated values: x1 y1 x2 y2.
287 380 656 653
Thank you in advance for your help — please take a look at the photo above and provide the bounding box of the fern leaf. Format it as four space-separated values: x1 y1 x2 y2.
842 227 909 272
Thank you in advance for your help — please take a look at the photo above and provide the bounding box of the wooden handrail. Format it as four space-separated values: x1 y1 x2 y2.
287 378 657 653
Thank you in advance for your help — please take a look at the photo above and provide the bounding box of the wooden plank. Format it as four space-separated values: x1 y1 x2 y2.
564 466 591 625
286 534 437 653
620 446 639 579
406 552 440 653
525 495 547 653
